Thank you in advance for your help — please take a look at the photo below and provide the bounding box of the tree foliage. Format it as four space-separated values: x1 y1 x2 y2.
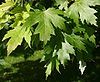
0 0 100 81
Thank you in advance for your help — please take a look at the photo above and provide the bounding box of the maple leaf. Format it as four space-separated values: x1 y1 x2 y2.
0 15 11 30
0 0 14 18
86 0 100 6
57 41 75 65
89 35 96 45
65 34 86 51
45 57 60 78
56 59 60 73
0 0 14 30
24 8 66 44
55 0 69 10
45 61 52 79
2 27 32 55
66 0 98 26
2 27 23 55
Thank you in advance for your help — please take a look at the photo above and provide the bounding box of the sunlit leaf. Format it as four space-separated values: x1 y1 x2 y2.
24 8 65 44
79 60 86 75
57 41 75 65
66 0 98 25
3 27 32 55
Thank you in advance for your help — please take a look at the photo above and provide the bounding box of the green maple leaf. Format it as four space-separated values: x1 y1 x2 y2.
45 61 52 78
2 27 32 55
2 11 32 55
55 0 69 10
0 0 14 30
45 50 60 78
24 8 65 44
45 58 60 78
56 59 60 73
89 35 96 45
0 0 14 18
57 41 75 65
66 0 99 25
86 0 100 6
65 34 86 51
0 15 11 30
23 27 32 47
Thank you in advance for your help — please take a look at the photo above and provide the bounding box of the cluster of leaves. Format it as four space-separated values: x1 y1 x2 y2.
0 0 100 79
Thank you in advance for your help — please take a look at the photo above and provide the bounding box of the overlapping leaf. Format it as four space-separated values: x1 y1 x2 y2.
45 61 52 78
2 10 32 55
65 0 99 25
0 0 14 18
85 0 100 6
2 26 32 55
0 0 99 79
45 40 75 77
65 34 86 51
57 41 75 65
55 0 69 10
24 8 65 44
0 0 14 30
45 58 60 78
0 15 11 30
